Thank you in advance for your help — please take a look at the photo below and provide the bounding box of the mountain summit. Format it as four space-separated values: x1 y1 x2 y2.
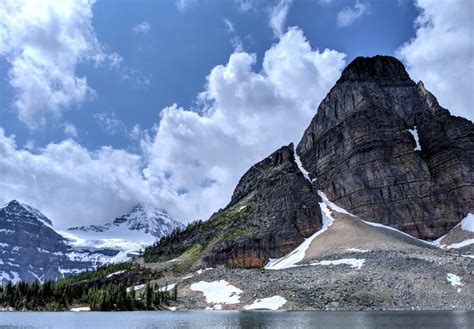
297 55 473 240
0 201 92 283
69 203 184 242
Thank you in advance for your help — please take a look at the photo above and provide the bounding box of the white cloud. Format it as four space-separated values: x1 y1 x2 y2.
133 21 151 34
268 0 293 37
0 0 117 129
235 0 256 12
397 0 473 121
64 122 78 138
223 18 243 51
94 112 128 136
176 0 197 12
0 27 346 227
223 18 235 34
337 0 369 28
0 128 152 229
142 27 346 221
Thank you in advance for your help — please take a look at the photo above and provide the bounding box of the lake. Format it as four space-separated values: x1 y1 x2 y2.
0 311 472 329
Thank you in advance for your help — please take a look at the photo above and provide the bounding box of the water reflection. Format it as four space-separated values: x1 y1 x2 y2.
0 310 472 329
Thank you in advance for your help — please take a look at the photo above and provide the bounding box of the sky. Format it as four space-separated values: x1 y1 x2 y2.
0 0 473 228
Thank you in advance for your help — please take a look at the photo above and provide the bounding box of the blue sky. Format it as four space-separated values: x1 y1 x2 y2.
1 0 419 151
0 0 472 228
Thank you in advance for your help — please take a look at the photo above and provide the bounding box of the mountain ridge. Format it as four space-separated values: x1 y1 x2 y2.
0 200 183 283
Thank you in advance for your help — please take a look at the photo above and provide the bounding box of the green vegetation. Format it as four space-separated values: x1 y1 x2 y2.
143 202 255 264
0 263 177 311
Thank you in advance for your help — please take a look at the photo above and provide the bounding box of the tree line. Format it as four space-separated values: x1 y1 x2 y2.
0 263 177 311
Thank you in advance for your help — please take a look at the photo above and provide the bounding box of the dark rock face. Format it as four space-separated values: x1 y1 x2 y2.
0 201 94 283
297 55 474 240
206 144 322 267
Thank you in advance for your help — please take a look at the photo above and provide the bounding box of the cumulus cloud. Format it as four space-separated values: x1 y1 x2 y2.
397 0 473 121
0 128 152 229
0 0 117 129
63 122 78 138
142 27 346 221
0 27 346 227
337 0 369 27
133 21 151 34
268 0 293 37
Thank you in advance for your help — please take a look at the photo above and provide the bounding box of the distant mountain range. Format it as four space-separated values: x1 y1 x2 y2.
0 200 183 284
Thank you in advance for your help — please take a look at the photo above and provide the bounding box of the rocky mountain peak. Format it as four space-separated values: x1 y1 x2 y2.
297 55 474 240
338 55 411 83
230 143 296 205
1 200 52 225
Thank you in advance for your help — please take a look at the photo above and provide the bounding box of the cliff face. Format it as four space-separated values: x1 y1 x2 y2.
297 56 474 239
206 144 322 267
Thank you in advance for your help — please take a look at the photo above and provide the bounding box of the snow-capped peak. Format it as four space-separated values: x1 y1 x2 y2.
68 203 184 241
1 200 52 225
112 203 184 239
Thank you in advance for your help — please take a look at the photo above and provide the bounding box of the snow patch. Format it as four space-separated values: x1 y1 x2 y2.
318 191 353 216
159 283 176 292
244 296 287 310
310 258 365 270
265 227 326 270
106 270 126 278
445 239 474 249
459 213 474 232
294 151 313 182
447 273 463 292
182 274 194 280
347 248 369 253
362 219 434 247
265 191 343 270
126 284 145 293
190 280 242 305
70 307 90 312
196 268 213 275
408 127 421 151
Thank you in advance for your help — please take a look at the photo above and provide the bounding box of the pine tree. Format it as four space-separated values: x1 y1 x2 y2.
145 283 152 309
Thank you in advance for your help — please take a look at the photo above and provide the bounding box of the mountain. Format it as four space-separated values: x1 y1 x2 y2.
144 55 474 269
3 55 472 311
69 204 183 242
145 145 322 268
0 201 93 284
296 55 474 240
0 201 183 284
134 55 473 311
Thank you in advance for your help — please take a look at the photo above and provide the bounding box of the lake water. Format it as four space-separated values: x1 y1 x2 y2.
0 311 472 329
